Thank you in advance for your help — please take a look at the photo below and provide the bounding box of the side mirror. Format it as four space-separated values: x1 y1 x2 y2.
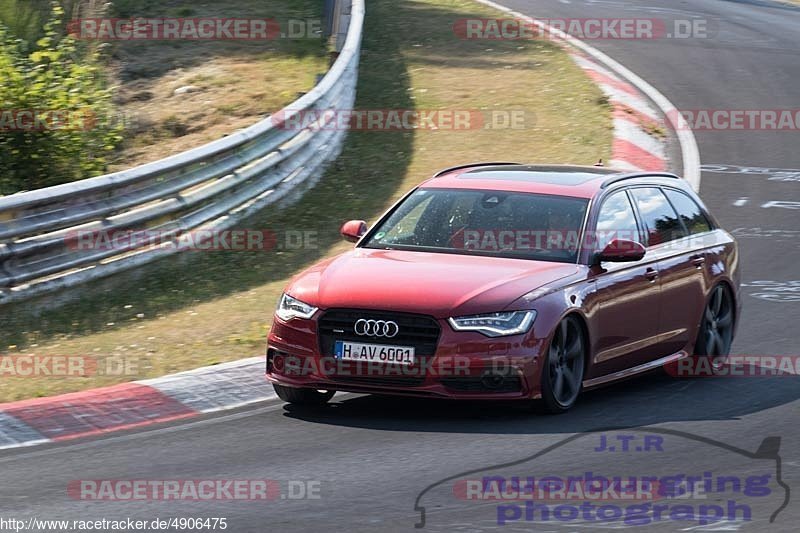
596 238 646 263
340 220 367 243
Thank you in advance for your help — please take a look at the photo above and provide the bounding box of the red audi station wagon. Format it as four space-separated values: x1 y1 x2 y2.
266 164 740 412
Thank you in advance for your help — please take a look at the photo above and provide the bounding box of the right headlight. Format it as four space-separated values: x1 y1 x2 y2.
448 310 537 337
275 293 318 321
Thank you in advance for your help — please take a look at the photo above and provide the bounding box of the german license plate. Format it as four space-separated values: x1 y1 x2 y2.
334 341 415 365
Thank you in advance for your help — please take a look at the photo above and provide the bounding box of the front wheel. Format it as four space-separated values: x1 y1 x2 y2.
540 316 586 414
273 384 335 406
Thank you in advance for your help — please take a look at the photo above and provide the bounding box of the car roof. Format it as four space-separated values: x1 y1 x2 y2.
419 163 682 198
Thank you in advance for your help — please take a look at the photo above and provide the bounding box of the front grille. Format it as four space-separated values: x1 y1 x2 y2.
318 309 441 387
318 309 440 355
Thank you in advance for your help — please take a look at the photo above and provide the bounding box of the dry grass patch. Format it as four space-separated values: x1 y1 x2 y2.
106 0 328 169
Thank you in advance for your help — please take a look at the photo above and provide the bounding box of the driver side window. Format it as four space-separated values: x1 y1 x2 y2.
595 191 641 251
378 193 434 244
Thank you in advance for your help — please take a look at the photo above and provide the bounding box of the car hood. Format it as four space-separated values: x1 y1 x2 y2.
286 248 580 318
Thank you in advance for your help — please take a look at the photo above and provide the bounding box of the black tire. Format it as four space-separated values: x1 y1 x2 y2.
273 384 335 406
539 316 586 414
694 284 735 374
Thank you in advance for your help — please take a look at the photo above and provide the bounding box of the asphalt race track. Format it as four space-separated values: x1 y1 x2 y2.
2 1 799 531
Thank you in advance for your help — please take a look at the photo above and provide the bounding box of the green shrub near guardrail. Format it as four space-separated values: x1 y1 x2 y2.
0 0 52 45
0 2 122 195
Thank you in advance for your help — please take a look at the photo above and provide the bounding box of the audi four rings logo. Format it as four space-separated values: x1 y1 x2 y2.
354 319 399 338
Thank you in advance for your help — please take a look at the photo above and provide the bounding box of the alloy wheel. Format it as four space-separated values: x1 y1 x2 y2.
697 285 735 370
546 317 585 409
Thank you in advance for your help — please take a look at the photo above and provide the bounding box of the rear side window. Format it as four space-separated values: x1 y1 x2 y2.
663 189 712 235
630 188 687 246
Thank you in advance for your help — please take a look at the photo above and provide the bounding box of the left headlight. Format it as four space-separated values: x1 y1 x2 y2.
275 293 318 321
448 310 536 338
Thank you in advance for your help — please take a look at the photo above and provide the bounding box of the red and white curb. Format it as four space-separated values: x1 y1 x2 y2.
0 357 273 450
570 53 667 172
475 0 701 190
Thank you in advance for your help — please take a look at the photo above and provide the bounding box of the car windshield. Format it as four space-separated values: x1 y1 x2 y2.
362 188 589 262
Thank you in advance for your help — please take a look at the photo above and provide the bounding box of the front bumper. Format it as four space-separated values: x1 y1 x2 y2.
265 314 545 400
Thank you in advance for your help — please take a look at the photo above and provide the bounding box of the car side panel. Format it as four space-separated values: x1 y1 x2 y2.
586 258 664 375
649 240 708 356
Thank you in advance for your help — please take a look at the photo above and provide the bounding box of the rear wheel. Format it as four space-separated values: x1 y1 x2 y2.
694 285 735 372
540 316 586 414
273 384 335 406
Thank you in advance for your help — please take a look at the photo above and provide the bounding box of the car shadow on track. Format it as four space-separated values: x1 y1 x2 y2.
280 371 800 434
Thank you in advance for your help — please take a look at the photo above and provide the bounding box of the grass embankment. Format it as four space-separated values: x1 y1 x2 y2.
107 0 329 169
0 0 612 401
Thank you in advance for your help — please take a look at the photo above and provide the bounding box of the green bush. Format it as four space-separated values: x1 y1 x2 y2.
0 2 122 195
0 0 46 46
0 0 88 40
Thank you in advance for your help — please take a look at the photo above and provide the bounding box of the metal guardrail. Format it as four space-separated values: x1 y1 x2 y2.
0 0 364 305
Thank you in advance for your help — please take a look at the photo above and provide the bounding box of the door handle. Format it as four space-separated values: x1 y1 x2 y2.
645 268 659 282
691 256 706 268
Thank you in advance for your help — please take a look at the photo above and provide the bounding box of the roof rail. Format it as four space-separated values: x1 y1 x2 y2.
433 162 521 178
601 172 681 189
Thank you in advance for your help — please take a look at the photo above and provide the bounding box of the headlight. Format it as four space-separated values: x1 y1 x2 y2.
448 310 536 337
275 293 318 321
